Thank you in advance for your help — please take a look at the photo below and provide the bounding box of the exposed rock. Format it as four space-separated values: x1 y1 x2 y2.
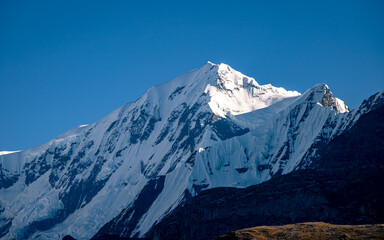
62 235 77 240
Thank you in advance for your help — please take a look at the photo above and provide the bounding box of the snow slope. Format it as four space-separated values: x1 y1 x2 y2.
0 151 22 156
0 62 382 240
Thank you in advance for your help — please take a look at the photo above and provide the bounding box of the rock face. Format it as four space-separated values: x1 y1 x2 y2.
150 105 384 240
0 62 382 240
217 222 384 240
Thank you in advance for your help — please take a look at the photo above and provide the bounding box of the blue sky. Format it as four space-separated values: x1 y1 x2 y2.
1 0 383 150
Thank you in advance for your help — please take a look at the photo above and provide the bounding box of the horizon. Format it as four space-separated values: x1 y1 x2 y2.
1 0 383 150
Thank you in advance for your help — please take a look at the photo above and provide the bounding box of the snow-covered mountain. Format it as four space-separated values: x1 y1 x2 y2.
0 62 382 240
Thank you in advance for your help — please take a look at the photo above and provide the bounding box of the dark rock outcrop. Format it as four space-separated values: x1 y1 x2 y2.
93 176 166 239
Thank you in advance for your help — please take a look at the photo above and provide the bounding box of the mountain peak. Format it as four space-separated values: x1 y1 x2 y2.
149 62 300 118
302 83 349 113
199 63 300 116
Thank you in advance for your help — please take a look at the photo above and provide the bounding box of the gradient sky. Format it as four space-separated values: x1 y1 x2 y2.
1 0 383 150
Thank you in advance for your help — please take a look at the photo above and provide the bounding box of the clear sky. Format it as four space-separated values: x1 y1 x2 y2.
1 0 383 150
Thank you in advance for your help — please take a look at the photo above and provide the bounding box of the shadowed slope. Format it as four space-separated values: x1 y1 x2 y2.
150 105 384 240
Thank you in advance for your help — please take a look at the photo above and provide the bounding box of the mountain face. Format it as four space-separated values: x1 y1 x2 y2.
0 62 382 240
150 105 384 240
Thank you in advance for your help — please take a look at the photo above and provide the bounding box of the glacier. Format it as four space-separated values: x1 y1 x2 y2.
0 62 383 239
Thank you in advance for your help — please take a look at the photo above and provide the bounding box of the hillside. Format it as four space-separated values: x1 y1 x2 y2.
218 222 384 240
